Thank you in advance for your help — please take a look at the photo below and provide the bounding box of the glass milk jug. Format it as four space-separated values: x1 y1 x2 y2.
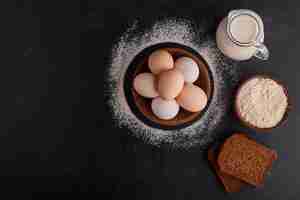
216 9 269 61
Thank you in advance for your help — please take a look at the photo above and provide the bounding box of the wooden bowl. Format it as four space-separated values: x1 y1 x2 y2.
124 43 214 130
235 75 290 132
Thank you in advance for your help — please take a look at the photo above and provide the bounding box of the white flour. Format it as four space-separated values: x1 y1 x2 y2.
236 77 288 128
105 18 240 149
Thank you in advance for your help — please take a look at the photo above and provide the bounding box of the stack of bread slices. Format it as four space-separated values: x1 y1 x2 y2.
208 133 277 192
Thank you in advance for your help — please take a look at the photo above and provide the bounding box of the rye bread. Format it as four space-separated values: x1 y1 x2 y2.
208 147 247 192
217 134 278 187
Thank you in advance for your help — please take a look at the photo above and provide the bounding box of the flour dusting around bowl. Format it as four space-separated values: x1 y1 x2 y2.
105 18 240 149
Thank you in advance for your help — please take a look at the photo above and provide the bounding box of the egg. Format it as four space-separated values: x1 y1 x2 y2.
158 69 184 100
176 84 208 112
133 73 159 98
174 57 199 83
148 50 174 74
151 97 179 120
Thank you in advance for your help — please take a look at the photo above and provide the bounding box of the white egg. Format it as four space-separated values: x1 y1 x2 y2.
151 97 179 120
175 57 199 83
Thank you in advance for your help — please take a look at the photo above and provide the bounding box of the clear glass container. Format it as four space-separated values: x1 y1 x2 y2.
216 9 269 61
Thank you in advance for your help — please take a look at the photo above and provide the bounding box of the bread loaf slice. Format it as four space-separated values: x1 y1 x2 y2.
208 147 247 192
217 134 277 187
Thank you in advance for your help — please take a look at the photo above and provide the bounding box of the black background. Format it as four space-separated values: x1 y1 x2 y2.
2 0 299 198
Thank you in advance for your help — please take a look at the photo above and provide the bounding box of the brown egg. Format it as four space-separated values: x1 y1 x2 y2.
176 84 208 112
158 69 184 100
148 50 174 74
133 73 159 98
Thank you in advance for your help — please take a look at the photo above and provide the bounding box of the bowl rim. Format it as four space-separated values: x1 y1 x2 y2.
234 74 291 132
123 42 215 130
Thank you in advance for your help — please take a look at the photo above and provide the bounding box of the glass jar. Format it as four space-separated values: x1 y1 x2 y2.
216 9 269 61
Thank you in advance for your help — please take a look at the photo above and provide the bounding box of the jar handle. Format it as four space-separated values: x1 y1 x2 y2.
254 43 269 60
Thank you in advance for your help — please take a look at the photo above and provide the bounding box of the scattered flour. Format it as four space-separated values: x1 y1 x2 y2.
105 18 240 149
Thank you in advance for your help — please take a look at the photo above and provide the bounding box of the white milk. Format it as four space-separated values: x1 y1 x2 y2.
230 15 258 44
216 18 257 60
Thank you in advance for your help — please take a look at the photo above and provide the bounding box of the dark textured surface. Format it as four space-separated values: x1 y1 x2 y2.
2 0 299 198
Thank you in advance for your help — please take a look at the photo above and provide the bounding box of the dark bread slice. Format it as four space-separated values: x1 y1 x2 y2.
208 147 247 192
217 134 278 187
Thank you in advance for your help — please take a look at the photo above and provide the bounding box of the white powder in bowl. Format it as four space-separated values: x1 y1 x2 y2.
236 77 288 128
105 18 240 149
